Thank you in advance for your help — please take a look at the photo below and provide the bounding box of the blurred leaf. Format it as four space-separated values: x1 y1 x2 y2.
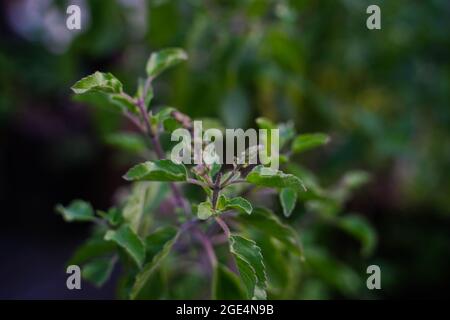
236 208 303 257
341 170 371 189
104 225 145 268
104 133 147 154
55 200 95 222
229 235 267 299
109 94 138 114
291 133 330 154
286 163 327 201
246 165 305 192
255 235 291 293
279 122 296 148
305 248 362 296
122 183 149 233
82 256 116 287
256 117 276 130
306 199 340 217
130 228 179 299
209 162 222 179
332 170 371 203
161 117 183 133
146 48 188 79
68 238 116 266
197 201 214 220
132 269 166 300
123 160 187 182
144 226 178 261
97 207 123 226
338 214 377 256
71 71 122 94
279 188 297 217
136 78 154 108
151 106 176 126
212 264 247 300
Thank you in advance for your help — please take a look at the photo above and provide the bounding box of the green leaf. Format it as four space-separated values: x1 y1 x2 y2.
246 165 306 191
131 269 166 300
104 133 147 154
71 71 123 94
216 195 252 215
130 228 179 299
306 199 340 217
337 215 377 256
331 170 371 203
144 226 178 260
254 234 292 292
222 196 252 215
305 247 361 295
291 133 329 154
109 94 138 114
217 194 228 210
68 238 116 266
229 235 267 299
55 200 95 222
286 163 327 201
162 117 183 133
197 201 214 220
235 208 303 257
122 182 169 235
212 264 247 300
151 106 176 126
104 225 145 268
97 207 123 226
209 162 222 179
255 117 276 130
123 160 187 182
122 183 149 233
82 256 116 287
146 48 188 78
279 122 295 149
279 188 297 217
341 170 371 189
136 78 154 108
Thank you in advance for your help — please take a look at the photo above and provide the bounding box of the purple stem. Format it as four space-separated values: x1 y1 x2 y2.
136 96 190 215
215 216 231 238
194 229 217 268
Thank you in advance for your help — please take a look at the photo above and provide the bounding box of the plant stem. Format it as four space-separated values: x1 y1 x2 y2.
135 88 191 215
211 172 222 210
215 216 231 238
194 229 217 268
225 179 247 186
187 178 209 189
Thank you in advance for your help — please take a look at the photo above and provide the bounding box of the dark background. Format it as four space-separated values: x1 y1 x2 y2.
1 0 449 299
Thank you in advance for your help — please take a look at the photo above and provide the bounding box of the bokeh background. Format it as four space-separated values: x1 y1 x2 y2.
1 0 449 299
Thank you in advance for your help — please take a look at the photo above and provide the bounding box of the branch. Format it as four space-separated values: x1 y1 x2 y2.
224 179 248 187
215 216 231 238
211 172 222 210
187 178 209 189
134 81 191 216
193 229 217 269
